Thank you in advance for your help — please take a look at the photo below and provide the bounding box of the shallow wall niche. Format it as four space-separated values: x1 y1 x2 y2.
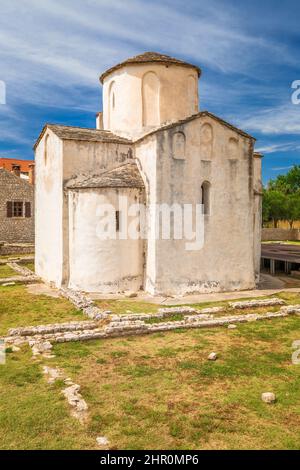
228 137 239 158
44 134 49 165
172 131 186 160
201 181 211 215
142 71 160 127
108 81 116 129
200 123 213 159
187 75 197 115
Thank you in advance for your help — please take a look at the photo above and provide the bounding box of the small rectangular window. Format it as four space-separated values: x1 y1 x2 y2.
7 201 24 218
13 201 24 217
116 210 121 232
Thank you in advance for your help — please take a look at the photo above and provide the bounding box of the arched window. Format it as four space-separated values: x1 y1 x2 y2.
201 181 210 215
44 134 49 165
108 81 116 128
142 71 160 127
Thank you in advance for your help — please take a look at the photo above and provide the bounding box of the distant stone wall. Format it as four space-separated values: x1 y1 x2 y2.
0 169 34 243
262 228 300 241
0 243 34 256
264 220 300 229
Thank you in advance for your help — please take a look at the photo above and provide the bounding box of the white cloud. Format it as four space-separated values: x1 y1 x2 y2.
255 142 300 154
271 166 294 171
0 0 298 157
240 104 300 135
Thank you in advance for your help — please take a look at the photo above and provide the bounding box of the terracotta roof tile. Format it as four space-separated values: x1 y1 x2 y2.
0 158 34 173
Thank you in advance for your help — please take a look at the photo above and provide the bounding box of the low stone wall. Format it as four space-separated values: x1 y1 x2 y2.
0 243 34 256
262 228 300 241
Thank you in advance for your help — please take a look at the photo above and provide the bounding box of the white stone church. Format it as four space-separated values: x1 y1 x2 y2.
34 52 262 295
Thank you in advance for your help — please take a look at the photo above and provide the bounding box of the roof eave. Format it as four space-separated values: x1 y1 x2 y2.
134 111 255 144
100 61 201 84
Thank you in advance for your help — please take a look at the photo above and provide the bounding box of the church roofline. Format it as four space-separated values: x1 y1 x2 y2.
0 167 33 188
99 51 201 84
134 111 256 143
33 124 132 150
34 112 255 152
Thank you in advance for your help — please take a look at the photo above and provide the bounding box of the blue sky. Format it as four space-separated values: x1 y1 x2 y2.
0 0 299 183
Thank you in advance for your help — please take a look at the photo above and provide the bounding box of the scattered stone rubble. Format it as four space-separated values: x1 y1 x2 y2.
2 269 299 353
96 436 110 447
30 340 54 358
62 384 88 422
42 365 88 421
60 287 110 320
0 275 38 285
8 320 100 337
208 352 218 361
43 365 63 384
229 298 286 309
0 259 39 286
4 305 300 349
7 261 35 277
261 392 276 404
280 304 300 314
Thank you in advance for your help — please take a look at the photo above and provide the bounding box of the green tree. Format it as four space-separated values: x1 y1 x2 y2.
268 165 300 194
263 190 287 228
286 192 300 228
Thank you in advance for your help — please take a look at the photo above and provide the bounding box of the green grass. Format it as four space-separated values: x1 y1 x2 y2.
96 292 300 322
0 346 95 450
0 264 16 279
49 315 300 449
0 253 34 260
262 240 300 245
23 262 35 272
0 284 85 336
2 285 300 449
94 299 159 314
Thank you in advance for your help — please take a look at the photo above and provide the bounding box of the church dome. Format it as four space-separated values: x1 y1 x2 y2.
100 51 201 83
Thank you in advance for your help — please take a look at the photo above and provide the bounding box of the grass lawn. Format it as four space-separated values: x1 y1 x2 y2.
1 315 300 449
0 253 34 261
1 286 300 449
0 284 85 336
24 262 35 272
94 291 300 319
262 241 300 246
0 264 18 279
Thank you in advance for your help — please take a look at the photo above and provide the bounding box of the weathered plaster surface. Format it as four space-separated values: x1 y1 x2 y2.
68 187 145 293
102 63 199 139
35 53 261 295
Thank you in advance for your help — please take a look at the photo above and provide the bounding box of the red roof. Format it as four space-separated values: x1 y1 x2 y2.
0 158 34 173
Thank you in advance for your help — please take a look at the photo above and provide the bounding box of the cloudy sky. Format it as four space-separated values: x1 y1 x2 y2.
0 0 299 183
